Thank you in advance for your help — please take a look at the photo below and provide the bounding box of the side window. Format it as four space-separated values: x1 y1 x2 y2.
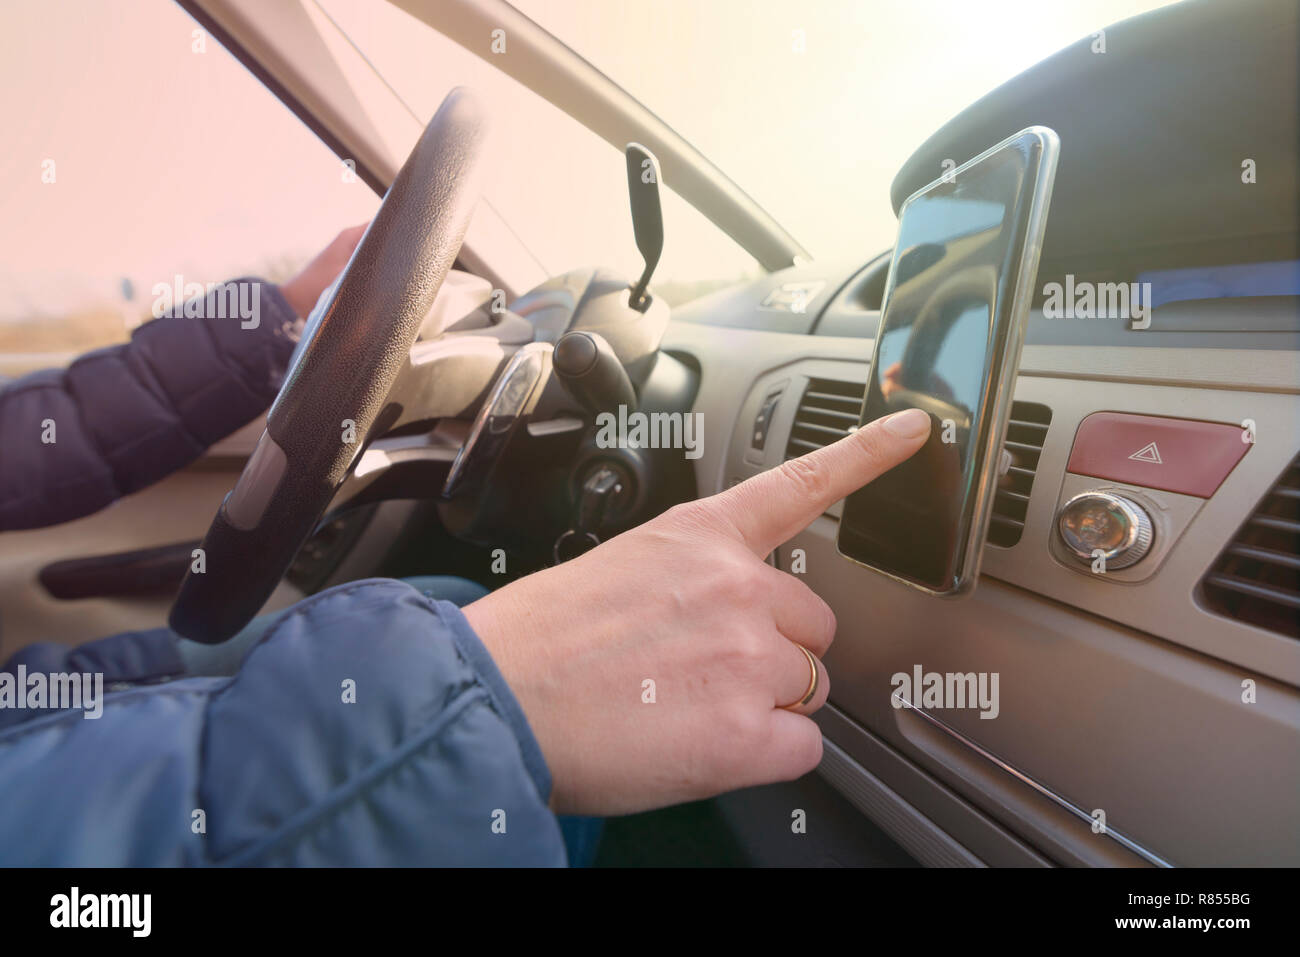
0 0 381 377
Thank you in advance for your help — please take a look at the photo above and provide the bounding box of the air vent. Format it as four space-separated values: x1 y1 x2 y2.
1200 454 1300 639
784 378 864 458
989 401 1052 547
783 379 1050 547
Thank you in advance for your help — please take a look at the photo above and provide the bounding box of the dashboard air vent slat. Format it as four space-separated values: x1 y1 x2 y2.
989 402 1052 547
1201 456 1300 638
1225 543 1300 572
782 379 1051 547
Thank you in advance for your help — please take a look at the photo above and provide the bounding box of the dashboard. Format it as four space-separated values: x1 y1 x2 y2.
659 0 1300 866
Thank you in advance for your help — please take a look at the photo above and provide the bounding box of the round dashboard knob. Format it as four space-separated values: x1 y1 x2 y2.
1057 491 1154 570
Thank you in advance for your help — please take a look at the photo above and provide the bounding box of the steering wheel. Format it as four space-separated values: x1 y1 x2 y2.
170 88 489 643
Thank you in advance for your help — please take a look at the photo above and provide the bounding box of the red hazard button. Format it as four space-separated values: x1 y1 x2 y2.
1066 412 1251 498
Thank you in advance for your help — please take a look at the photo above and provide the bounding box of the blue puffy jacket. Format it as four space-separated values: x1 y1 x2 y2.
0 579 564 865
0 278 297 531
0 284 566 865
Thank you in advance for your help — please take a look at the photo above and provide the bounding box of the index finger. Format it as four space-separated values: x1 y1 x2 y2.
714 407 931 555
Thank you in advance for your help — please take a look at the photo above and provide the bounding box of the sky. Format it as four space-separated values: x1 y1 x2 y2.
508 0 1181 260
0 0 1179 328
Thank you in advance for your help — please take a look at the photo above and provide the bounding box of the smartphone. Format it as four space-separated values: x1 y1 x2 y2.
836 127 1060 596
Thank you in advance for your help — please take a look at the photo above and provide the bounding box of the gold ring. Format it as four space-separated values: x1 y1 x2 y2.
782 645 819 711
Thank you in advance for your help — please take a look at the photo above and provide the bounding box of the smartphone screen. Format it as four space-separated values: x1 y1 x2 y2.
836 128 1059 595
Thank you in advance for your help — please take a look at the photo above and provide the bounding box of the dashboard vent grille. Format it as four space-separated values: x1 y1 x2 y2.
989 401 1052 548
784 378 864 459
783 379 1050 547
1200 454 1300 639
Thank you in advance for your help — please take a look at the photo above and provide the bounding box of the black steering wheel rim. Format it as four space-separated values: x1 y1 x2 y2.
169 88 489 643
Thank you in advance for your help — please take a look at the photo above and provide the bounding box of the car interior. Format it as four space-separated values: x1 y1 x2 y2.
1 0 1297 868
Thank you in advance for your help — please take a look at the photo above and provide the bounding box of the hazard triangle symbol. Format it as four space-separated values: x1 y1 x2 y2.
1128 442 1162 464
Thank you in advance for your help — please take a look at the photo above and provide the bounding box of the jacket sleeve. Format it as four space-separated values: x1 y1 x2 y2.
0 278 298 531
0 579 566 866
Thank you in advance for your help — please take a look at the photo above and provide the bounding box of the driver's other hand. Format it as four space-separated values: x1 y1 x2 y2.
279 222 369 319
463 406 932 816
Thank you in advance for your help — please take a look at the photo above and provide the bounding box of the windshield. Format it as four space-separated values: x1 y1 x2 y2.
512 0 1179 261
317 0 762 304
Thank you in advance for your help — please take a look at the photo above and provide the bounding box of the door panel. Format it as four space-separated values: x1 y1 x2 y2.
0 418 303 655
